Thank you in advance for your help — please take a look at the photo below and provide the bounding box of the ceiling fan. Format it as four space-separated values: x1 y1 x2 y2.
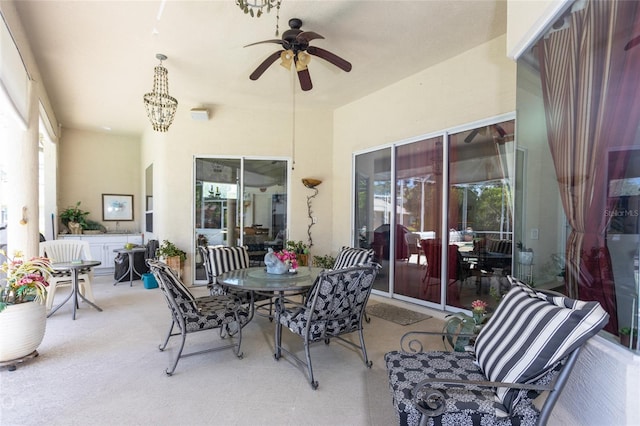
245 18 352 91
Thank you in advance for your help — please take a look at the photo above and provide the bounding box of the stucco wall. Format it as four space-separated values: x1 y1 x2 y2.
553 336 640 425
332 34 516 253
58 128 141 233
141 104 333 282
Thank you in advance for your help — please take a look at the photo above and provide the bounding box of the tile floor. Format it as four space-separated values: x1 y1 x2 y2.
1 273 447 426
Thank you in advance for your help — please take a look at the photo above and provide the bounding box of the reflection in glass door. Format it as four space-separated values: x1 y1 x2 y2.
357 117 515 311
394 136 443 303
242 159 288 267
448 120 515 312
354 148 391 293
194 158 288 284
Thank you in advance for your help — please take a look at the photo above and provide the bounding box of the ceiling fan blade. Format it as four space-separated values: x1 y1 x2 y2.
625 35 640 51
249 51 283 80
306 46 352 72
244 39 285 48
296 31 325 44
297 68 313 91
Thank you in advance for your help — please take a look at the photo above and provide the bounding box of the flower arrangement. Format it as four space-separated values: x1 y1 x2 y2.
274 249 298 270
285 240 310 266
471 299 489 326
471 299 488 315
0 250 53 313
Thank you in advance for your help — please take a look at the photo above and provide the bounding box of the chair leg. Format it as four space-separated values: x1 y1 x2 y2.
358 327 373 368
231 312 243 358
274 321 282 360
303 339 318 390
78 278 95 303
46 283 58 310
166 327 187 376
159 320 175 351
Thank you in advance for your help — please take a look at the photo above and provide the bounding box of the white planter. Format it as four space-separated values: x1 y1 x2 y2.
0 302 47 362
518 251 534 265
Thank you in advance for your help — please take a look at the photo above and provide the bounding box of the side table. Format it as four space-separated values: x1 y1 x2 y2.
113 247 147 286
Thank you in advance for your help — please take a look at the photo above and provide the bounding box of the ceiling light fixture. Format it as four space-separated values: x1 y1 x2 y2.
190 107 209 121
236 0 282 35
143 53 178 132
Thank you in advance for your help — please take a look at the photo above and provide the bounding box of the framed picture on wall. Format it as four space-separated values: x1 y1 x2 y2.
102 194 134 221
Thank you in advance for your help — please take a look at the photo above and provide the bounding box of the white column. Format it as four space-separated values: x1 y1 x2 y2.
7 80 39 258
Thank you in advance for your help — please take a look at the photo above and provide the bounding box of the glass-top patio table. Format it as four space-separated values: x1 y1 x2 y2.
217 266 323 319
217 266 322 293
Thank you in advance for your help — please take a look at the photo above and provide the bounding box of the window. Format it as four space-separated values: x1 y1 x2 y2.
516 0 640 347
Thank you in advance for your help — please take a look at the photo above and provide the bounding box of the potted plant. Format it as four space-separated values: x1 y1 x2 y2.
83 219 106 235
516 241 534 265
313 254 336 269
286 240 310 266
619 327 638 349
0 250 53 366
59 201 90 234
156 240 187 276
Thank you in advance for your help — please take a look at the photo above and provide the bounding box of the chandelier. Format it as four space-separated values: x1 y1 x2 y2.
143 54 178 132
236 0 282 35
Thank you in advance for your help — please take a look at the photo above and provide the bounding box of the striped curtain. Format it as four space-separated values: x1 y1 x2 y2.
538 0 640 334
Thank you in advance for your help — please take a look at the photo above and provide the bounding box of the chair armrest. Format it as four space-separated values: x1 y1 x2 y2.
411 377 554 419
274 295 308 320
400 330 477 353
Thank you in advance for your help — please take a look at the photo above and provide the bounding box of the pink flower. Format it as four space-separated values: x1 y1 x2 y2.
274 250 298 269
471 299 488 313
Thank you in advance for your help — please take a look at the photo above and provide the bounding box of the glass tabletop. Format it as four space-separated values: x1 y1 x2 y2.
51 260 102 270
217 267 322 292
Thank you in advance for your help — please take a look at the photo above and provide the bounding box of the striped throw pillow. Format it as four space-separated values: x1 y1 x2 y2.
208 246 250 281
474 276 609 416
332 247 374 270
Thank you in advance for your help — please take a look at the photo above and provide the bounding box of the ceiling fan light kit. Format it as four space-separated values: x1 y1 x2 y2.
143 53 178 132
246 18 352 91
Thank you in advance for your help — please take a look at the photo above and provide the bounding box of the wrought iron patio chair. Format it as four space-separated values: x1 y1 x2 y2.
148 260 249 376
385 277 609 425
274 264 379 389
332 246 375 322
204 245 271 321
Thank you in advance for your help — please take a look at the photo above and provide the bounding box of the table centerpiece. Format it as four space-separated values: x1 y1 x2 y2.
264 248 298 274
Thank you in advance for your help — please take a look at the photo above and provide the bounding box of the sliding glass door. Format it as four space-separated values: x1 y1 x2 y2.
355 117 515 311
354 148 392 294
194 157 288 284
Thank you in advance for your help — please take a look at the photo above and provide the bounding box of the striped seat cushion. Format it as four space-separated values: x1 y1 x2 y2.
474 276 609 417
332 247 373 270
